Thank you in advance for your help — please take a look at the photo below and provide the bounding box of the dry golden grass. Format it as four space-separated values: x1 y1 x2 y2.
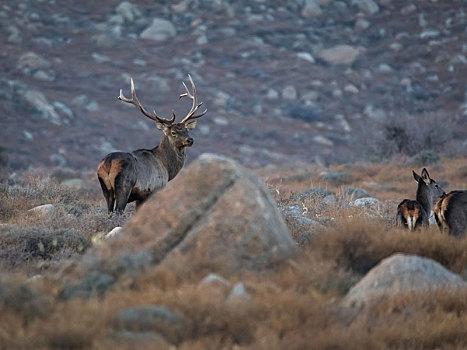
0 157 466 349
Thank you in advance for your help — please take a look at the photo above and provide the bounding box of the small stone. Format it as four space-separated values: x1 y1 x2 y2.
227 282 250 302
28 204 56 216
351 0 379 15
282 85 297 100
353 197 380 208
296 52 315 63
344 84 359 94
319 45 359 66
106 227 123 239
140 18 176 41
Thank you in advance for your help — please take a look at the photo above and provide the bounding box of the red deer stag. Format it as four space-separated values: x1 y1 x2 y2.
434 190 467 237
97 74 207 213
396 168 445 231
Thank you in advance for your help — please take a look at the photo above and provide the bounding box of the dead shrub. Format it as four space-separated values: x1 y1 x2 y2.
309 217 467 275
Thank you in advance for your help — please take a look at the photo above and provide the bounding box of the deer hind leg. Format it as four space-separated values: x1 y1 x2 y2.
98 177 115 213
113 173 134 214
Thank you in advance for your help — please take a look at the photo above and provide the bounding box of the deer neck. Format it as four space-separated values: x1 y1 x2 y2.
416 183 432 214
154 136 186 181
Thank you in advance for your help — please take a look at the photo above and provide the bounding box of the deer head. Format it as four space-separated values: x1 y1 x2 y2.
118 74 207 150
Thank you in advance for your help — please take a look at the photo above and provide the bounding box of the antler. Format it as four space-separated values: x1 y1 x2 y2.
179 74 207 124
118 78 175 125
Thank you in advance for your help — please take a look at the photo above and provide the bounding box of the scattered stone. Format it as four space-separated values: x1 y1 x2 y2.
344 84 359 94
23 90 61 125
282 85 297 100
296 52 315 63
344 187 370 200
319 45 360 66
351 0 379 15
342 254 467 309
355 18 370 30
18 52 51 74
199 273 230 288
353 197 380 208
140 18 176 41
301 0 322 18
72 95 100 111
377 63 393 73
28 204 56 216
115 1 139 22
92 52 111 63
106 227 123 239
227 282 250 302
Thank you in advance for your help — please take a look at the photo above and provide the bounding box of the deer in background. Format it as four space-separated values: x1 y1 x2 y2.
396 168 445 231
434 190 467 237
97 74 207 213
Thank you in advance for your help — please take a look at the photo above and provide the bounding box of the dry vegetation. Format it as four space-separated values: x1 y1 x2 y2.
0 157 466 349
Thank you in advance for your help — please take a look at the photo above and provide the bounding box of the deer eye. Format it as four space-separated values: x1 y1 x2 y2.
171 131 177 137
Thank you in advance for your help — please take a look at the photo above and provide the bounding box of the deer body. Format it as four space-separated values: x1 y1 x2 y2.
396 168 444 231
434 190 467 237
97 75 206 213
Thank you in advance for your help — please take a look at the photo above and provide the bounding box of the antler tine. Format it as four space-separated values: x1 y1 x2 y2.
118 77 175 125
180 74 207 124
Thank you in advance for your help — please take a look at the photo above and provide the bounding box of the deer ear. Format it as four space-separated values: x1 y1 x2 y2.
185 121 197 130
156 121 168 133
421 168 431 184
413 170 421 183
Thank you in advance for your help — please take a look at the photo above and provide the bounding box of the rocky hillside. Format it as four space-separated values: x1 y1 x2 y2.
1 0 466 170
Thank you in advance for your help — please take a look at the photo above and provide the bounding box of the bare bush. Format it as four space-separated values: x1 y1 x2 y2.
359 113 465 161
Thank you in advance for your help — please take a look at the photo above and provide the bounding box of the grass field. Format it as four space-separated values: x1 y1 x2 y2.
0 157 466 349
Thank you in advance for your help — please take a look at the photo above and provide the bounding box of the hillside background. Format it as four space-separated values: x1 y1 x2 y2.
1 0 466 171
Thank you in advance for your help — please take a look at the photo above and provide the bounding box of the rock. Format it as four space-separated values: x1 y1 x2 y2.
319 45 359 66
351 0 379 15
72 95 100 111
319 171 352 185
60 272 115 300
353 197 380 208
17 52 51 75
115 305 181 331
115 1 139 22
123 154 296 272
301 0 322 18
23 90 62 125
344 187 370 200
28 204 56 216
140 18 176 41
282 85 297 100
199 273 230 288
106 227 123 239
227 282 250 302
296 52 315 63
342 254 467 309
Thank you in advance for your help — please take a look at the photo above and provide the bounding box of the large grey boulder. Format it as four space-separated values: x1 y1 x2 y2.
121 154 296 271
342 254 467 309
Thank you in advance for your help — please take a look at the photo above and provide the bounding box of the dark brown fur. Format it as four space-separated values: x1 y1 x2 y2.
434 190 467 237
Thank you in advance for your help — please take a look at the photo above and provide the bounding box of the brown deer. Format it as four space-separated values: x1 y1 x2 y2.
396 168 445 231
97 74 207 213
434 190 467 237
